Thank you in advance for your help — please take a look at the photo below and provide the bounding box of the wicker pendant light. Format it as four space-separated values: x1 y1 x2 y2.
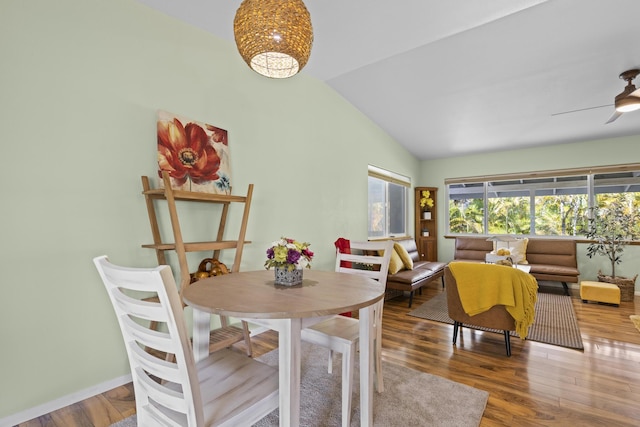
234 0 313 79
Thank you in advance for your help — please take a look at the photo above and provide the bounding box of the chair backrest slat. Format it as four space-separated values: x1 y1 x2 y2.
334 240 394 287
100 266 166 292
142 405 184 427
121 316 175 354
112 289 167 322
134 365 187 411
128 342 183 385
337 253 386 265
335 267 385 282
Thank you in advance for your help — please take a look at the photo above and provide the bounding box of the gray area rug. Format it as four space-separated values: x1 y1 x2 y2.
408 292 584 350
112 341 488 427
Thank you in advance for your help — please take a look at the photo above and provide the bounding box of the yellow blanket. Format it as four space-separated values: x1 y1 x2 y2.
448 262 538 339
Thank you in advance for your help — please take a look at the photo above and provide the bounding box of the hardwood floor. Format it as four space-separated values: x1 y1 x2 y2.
18 283 640 426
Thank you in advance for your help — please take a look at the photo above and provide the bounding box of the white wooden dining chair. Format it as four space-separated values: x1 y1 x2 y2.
300 240 393 427
93 256 278 427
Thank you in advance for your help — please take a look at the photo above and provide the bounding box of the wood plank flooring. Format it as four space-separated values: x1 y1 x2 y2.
17 283 640 426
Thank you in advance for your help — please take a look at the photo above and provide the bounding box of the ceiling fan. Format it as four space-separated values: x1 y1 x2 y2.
605 69 640 123
552 69 640 123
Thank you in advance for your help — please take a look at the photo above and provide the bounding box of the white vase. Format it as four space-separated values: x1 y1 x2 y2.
423 211 432 220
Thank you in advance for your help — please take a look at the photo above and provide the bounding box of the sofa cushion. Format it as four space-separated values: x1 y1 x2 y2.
415 261 447 273
394 242 414 270
526 239 577 267
395 238 420 263
455 237 492 261
387 267 434 285
528 263 579 277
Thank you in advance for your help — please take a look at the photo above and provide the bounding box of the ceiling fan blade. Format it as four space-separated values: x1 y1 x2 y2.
605 110 623 124
551 104 612 116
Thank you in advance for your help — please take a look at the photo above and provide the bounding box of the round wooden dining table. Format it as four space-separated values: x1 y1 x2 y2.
182 269 385 427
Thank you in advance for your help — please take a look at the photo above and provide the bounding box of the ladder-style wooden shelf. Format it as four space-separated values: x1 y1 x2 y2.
141 171 254 293
141 171 255 355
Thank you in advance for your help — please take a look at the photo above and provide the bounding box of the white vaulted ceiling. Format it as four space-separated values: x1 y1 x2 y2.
135 0 640 160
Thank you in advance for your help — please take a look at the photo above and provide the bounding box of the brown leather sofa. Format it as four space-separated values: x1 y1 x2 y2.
453 236 579 295
386 239 447 307
444 265 516 356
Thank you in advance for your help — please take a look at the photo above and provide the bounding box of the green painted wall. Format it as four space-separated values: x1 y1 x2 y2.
0 0 420 419
419 135 640 283
3 0 639 420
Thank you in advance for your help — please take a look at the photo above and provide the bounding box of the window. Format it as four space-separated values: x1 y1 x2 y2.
448 183 484 234
446 164 640 237
368 166 409 239
594 171 640 237
533 176 588 236
487 179 532 234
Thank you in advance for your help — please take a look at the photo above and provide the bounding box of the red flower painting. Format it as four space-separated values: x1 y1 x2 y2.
157 111 232 193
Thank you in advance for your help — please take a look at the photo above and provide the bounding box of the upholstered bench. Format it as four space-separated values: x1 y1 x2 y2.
580 281 620 306
386 239 446 307
454 237 580 296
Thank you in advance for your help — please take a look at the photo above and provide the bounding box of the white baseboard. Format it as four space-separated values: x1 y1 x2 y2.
0 374 132 427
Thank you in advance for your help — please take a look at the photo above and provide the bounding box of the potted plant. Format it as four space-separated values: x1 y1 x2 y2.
420 190 434 219
585 197 639 301
265 237 314 286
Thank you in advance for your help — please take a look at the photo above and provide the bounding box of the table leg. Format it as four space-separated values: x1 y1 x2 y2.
272 318 301 427
359 304 374 426
192 309 211 363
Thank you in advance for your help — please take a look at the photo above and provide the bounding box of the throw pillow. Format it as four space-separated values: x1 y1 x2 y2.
393 242 414 270
493 238 529 264
386 247 405 275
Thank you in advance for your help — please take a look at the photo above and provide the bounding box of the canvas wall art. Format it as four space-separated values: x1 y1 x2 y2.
157 110 232 194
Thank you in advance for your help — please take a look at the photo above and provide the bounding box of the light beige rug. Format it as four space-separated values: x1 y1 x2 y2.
111 341 489 427
254 342 488 426
631 315 640 333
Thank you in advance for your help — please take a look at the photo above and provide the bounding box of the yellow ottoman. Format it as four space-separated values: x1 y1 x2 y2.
580 281 620 306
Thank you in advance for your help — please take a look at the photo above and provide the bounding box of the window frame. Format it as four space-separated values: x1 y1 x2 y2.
368 165 411 239
445 163 640 239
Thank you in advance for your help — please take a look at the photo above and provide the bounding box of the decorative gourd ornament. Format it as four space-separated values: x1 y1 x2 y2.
198 258 215 275
215 261 229 275
193 270 210 280
191 258 230 282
